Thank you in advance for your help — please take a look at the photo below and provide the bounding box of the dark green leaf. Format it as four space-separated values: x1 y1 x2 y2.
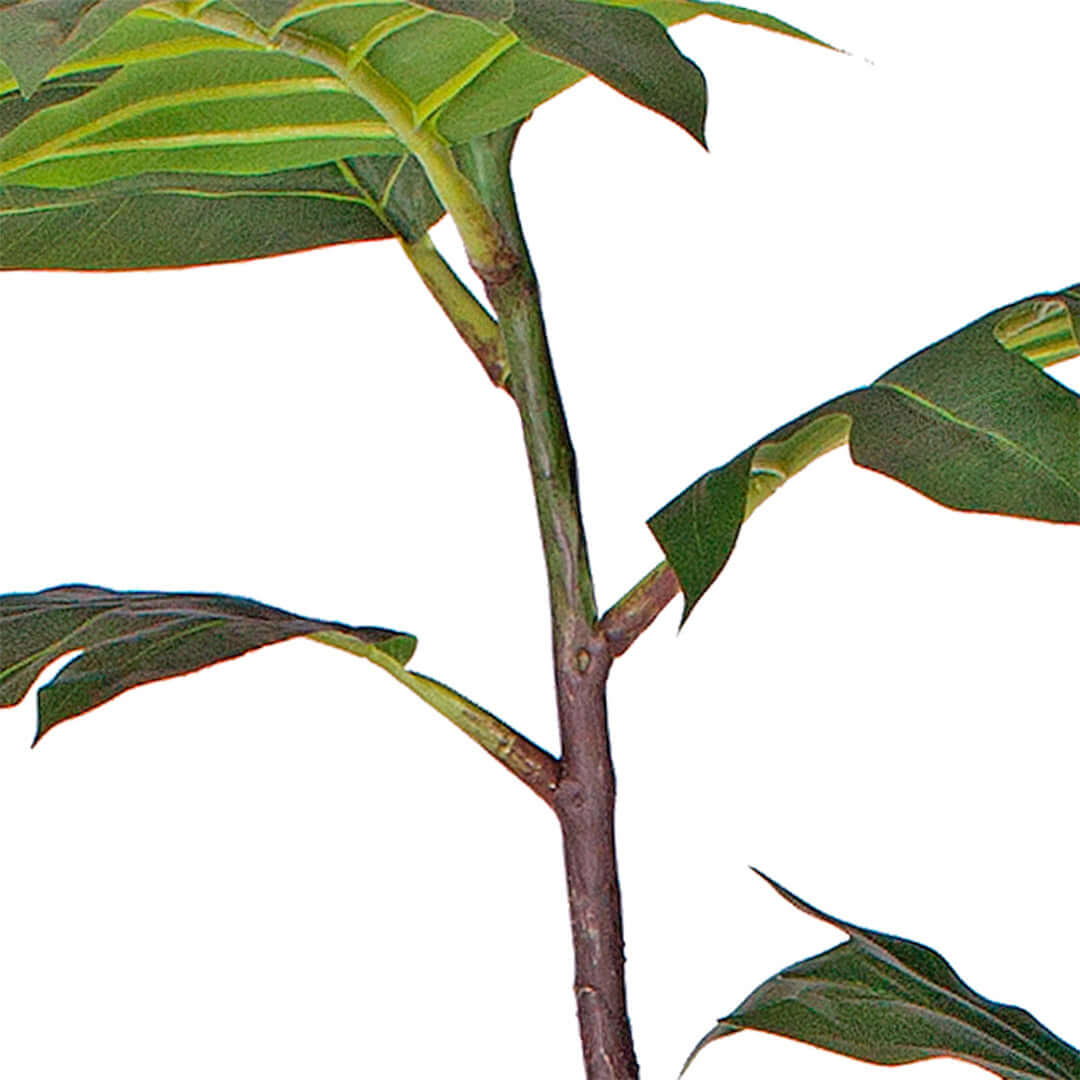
426 0 707 143
639 1 827 48
0 154 444 269
0 0 144 95
417 0 512 18
649 405 855 621
0 67 117 137
512 0 707 145
685 872 1080 1080
649 288 1080 620
0 585 416 741
343 153 445 243
229 0 306 30
854 309 1080 521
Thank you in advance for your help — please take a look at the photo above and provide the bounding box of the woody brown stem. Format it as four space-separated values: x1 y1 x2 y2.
600 562 679 657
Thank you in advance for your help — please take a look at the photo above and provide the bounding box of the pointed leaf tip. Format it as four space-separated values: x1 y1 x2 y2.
425 0 709 144
685 873 1080 1079
509 0 710 145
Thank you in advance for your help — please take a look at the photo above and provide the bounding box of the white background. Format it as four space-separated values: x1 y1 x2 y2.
2 3 1078 1077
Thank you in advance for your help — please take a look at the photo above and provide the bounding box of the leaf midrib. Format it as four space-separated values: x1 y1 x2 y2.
0 608 114 685
749 963 1070 1077
0 182 378 214
853 940 1073 1074
6 2 533 179
878 380 1080 500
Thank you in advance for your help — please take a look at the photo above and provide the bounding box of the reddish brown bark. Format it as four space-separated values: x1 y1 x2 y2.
553 633 639 1080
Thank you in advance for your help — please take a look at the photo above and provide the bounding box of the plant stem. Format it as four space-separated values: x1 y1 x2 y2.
158 10 638 1064
600 562 679 657
463 125 639 1080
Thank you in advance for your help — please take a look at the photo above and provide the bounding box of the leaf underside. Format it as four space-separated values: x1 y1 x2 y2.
0 585 416 741
0 0 823 269
649 288 1080 620
685 872 1080 1080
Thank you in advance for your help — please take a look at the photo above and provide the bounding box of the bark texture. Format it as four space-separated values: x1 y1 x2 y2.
554 637 638 1080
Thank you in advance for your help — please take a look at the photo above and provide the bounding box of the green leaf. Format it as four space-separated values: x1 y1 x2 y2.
0 585 416 742
637 1 828 48
424 0 708 144
0 0 821 267
685 871 1080 1080
649 287 1080 620
0 0 145 95
0 67 118 137
0 0 818 158
0 48 401 188
649 405 855 621
0 153 444 268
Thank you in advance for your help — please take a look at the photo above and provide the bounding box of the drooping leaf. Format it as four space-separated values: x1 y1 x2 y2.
649 287 1080 619
423 0 708 144
0 154 444 268
684 872 1080 1080
0 585 416 741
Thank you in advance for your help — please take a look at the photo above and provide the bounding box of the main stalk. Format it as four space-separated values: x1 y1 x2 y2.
463 126 639 1080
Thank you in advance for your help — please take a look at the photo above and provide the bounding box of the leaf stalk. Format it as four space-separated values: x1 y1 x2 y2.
399 234 510 389
599 561 679 657
312 630 557 804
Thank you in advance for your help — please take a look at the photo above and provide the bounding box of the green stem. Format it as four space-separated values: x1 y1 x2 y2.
458 124 598 636
399 234 510 389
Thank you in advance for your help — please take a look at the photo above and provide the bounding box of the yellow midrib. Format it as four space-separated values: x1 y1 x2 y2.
0 76 393 178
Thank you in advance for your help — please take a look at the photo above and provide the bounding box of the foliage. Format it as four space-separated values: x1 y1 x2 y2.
686 874 1080 1080
1 3 1077 1078
651 292 1080 617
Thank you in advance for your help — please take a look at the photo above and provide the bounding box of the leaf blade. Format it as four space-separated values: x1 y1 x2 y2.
684 872 1080 1080
0 585 415 740
0 153 444 268
649 287 1080 620
0 0 822 266
0 0 146 95
507 0 708 145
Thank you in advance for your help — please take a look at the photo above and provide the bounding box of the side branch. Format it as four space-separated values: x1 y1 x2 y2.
599 561 678 657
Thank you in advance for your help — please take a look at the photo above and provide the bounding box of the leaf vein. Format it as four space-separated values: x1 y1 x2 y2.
878 380 1080 499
